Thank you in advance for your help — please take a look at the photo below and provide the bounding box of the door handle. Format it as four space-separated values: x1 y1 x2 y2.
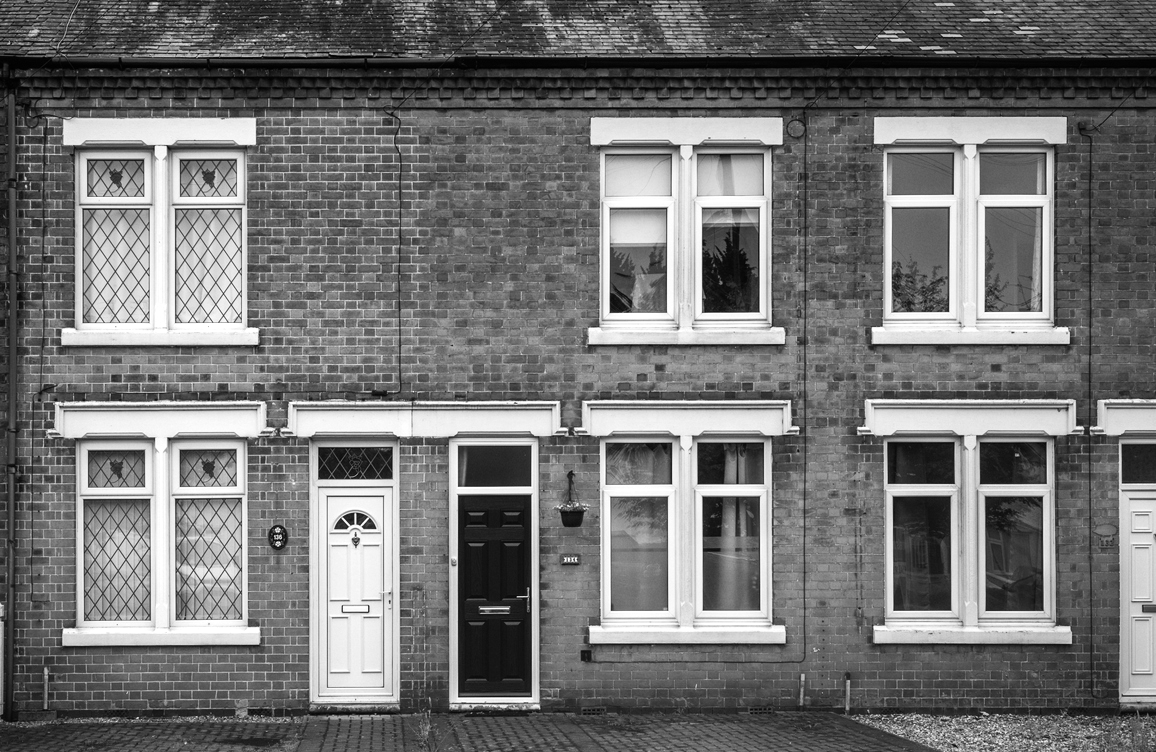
516 587 531 607
384 590 392 609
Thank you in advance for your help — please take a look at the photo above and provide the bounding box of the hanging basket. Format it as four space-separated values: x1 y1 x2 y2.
559 509 585 528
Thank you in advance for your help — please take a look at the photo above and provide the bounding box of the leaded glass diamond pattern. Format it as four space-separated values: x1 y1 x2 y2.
82 209 151 323
179 159 238 198
174 209 243 323
87 159 145 198
88 450 146 488
179 449 238 488
83 500 151 622
175 498 242 621
318 447 394 481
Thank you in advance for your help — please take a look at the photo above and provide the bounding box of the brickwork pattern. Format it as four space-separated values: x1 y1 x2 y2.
2 64 1154 714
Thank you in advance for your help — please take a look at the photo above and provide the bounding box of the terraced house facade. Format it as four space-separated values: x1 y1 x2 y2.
1 0 1156 718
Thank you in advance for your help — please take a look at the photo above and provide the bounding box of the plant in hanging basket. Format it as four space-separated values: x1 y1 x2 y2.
554 499 590 527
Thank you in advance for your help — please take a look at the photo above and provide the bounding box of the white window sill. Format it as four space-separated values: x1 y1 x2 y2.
870 326 1070 346
872 624 1072 645
589 624 787 645
62 626 261 647
587 327 786 346
62 328 260 347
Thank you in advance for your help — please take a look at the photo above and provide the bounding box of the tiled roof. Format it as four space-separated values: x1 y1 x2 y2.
2 0 1155 61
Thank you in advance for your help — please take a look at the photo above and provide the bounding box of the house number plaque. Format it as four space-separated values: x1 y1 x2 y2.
560 554 580 565
268 525 288 550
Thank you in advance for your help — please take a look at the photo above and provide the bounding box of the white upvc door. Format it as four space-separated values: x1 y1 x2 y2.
1122 491 1156 700
314 487 396 702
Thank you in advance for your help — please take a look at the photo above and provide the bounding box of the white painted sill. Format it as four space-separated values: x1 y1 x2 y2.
62 626 261 647
872 624 1072 645
870 326 1071 346
587 327 786 346
62 328 261 347
589 625 787 645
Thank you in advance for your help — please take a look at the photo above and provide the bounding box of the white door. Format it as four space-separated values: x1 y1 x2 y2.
1122 491 1156 699
317 488 394 699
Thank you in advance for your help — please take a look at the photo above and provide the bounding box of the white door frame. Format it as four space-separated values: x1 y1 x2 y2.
309 440 400 706
448 436 540 708
1120 439 1156 704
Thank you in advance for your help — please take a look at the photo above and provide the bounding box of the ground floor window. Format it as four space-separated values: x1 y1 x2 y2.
53 401 265 646
863 399 1073 645
584 400 793 645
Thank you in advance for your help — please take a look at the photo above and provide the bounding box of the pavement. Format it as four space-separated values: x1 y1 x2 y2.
0 711 935 752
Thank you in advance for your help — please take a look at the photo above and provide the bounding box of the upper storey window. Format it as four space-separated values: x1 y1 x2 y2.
589 118 784 346
873 117 1069 346
63 119 259 347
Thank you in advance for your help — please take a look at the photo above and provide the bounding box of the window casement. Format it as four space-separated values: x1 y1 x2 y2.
588 118 784 346
62 118 259 347
52 400 265 647
861 399 1075 645
583 400 795 644
872 117 1070 346
72 439 253 644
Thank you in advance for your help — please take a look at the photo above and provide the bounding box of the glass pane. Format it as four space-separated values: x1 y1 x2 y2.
318 447 394 481
892 496 952 611
1123 445 1156 484
888 153 953 195
701 208 760 314
175 498 243 621
87 159 146 198
891 207 950 313
698 154 763 196
83 499 151 622
610 496 668 611
985 496 1044 611
888 442 955 485
179 449 239 488
606 442 673 485
605 154 672 197
698 443 764 484
88 450 146 488
179 158 239 198
702 496 760 611
980 153 1045 195
174 208 244 324
980 442 1047 485
984 207 1043 313
609 208 668 314
82 208 151 324
458 445 532 487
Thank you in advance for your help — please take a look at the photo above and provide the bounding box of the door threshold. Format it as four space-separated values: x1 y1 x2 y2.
309 702 402 714
450 702 541 712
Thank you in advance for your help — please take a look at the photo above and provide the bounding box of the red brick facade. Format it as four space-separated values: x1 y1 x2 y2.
0 62 1152 715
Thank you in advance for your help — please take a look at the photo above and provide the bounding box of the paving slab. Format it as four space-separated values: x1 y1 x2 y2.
0 711 935 752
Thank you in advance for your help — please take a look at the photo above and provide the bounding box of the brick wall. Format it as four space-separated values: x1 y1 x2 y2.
3 63 1154 713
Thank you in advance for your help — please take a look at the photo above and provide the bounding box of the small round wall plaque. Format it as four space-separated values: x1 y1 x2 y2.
268 524 288 550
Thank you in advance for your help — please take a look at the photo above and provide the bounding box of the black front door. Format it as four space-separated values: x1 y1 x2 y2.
458 494 532 696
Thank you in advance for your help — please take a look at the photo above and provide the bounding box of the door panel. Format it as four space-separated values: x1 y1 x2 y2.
318 488 393 697
1123 492 1156 696
458 494 532 697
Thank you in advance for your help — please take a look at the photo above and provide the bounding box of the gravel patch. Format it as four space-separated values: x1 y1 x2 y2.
856 713 1156 752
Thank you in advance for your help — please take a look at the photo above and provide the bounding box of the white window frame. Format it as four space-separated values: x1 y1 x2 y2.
52 401 265 647
62 118 259 347
169 439 249 628
862 399 1074 644
588 118 784 346
584 400 794 644
872 117 1070 346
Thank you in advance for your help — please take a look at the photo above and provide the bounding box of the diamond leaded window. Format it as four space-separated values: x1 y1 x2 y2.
75 149 247 333
77 440 248 628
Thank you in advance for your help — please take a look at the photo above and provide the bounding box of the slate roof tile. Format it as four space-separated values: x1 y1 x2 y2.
1 0 1155 61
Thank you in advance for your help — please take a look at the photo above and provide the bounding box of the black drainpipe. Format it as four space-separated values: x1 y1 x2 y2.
4 64 18 722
